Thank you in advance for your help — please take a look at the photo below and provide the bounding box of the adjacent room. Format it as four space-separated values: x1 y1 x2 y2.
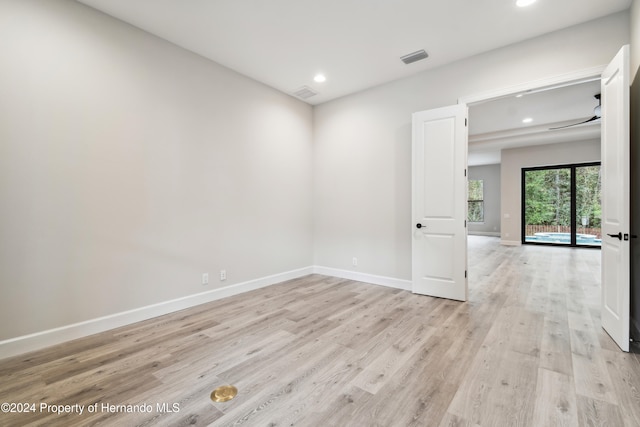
467 79 604 248
2 0 640 425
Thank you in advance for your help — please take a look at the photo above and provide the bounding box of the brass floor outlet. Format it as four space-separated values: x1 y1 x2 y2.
211 385 238 403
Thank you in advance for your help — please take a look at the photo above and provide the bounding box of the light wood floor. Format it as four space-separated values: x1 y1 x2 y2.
2 236 640 426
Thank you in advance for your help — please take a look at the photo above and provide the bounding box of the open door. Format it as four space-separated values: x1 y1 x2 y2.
412 105 468 301
601 45 630 352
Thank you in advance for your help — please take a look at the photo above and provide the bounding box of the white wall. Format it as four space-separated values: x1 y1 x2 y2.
468 164 501 236
499 140 601 245
314 12 629 280
0 0 313 342
633 0 640 82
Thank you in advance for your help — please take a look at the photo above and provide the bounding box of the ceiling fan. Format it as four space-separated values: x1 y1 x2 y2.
549 94 601 130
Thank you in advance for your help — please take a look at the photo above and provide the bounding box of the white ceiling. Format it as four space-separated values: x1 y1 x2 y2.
468 79 602 165
77 0 631 105
75 0 628 166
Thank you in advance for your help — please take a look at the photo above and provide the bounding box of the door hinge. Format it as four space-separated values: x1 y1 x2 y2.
465 220 467 227
464 169 467 177
465 118 468 126
465 270 467 278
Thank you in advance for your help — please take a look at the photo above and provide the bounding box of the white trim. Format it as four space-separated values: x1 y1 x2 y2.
0 267 313 360
458 65 606 106
313 266 412 291
468 231 501 237
501 240 522 246
0 266 415 359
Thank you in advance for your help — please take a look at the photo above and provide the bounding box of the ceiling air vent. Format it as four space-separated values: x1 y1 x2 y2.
292 86 318 100
400 49 429 65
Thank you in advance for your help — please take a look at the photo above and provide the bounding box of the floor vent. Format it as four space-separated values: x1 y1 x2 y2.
401 49 429 65
292 85 318 99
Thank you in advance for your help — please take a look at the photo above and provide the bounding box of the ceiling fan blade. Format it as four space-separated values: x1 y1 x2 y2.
549 116 599 130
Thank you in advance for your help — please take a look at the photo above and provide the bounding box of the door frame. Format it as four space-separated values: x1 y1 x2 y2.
457 62 634 350
458 65 607 245
458 66 605 107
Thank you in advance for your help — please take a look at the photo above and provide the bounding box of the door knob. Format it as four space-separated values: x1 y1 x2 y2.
607 232 622 240
416 223 425 229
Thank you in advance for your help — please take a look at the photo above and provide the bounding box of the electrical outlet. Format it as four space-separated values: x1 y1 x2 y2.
352 257 358 266
220 270 226 281
202 273 209 285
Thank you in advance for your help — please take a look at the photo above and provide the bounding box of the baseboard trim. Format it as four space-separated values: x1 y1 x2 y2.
469 231 500 237
313 266 412 291
501 240 522 246
0 266 313 360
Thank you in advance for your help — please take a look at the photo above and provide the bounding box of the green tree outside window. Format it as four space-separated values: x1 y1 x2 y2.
468 180 484 222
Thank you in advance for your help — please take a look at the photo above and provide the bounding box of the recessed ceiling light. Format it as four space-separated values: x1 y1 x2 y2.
314 74 326 83
516 0 536 7
515 94 524 98
522 118 533 124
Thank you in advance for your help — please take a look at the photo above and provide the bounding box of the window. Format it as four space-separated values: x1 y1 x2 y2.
468 179 484 222
522 163 601 247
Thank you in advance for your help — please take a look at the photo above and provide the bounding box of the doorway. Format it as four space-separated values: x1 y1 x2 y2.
458 45 630 351
462 67 604 246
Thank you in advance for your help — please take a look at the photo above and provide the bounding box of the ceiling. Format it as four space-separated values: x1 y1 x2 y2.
468 79 602 165
75 0 628 166
77 0 630 105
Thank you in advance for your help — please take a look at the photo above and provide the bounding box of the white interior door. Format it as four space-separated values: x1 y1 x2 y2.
601 45 630 352
412 105 468 301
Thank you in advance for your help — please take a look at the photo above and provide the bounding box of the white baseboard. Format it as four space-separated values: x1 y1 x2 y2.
468 231 500 237
313 266 412 291
501 240 522 246
0 266 412 360
0 266 313 360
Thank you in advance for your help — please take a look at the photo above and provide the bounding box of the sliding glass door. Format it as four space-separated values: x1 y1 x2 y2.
522 162 601 247
523 167 571 245
575 165 602 246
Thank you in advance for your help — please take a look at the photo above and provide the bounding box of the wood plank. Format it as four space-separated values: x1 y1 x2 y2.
602 348 640 426
572 351 618 404
540 318 573 377
439 412 481 427
349 322 436 394
576 395 625 427
532 368 579 427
